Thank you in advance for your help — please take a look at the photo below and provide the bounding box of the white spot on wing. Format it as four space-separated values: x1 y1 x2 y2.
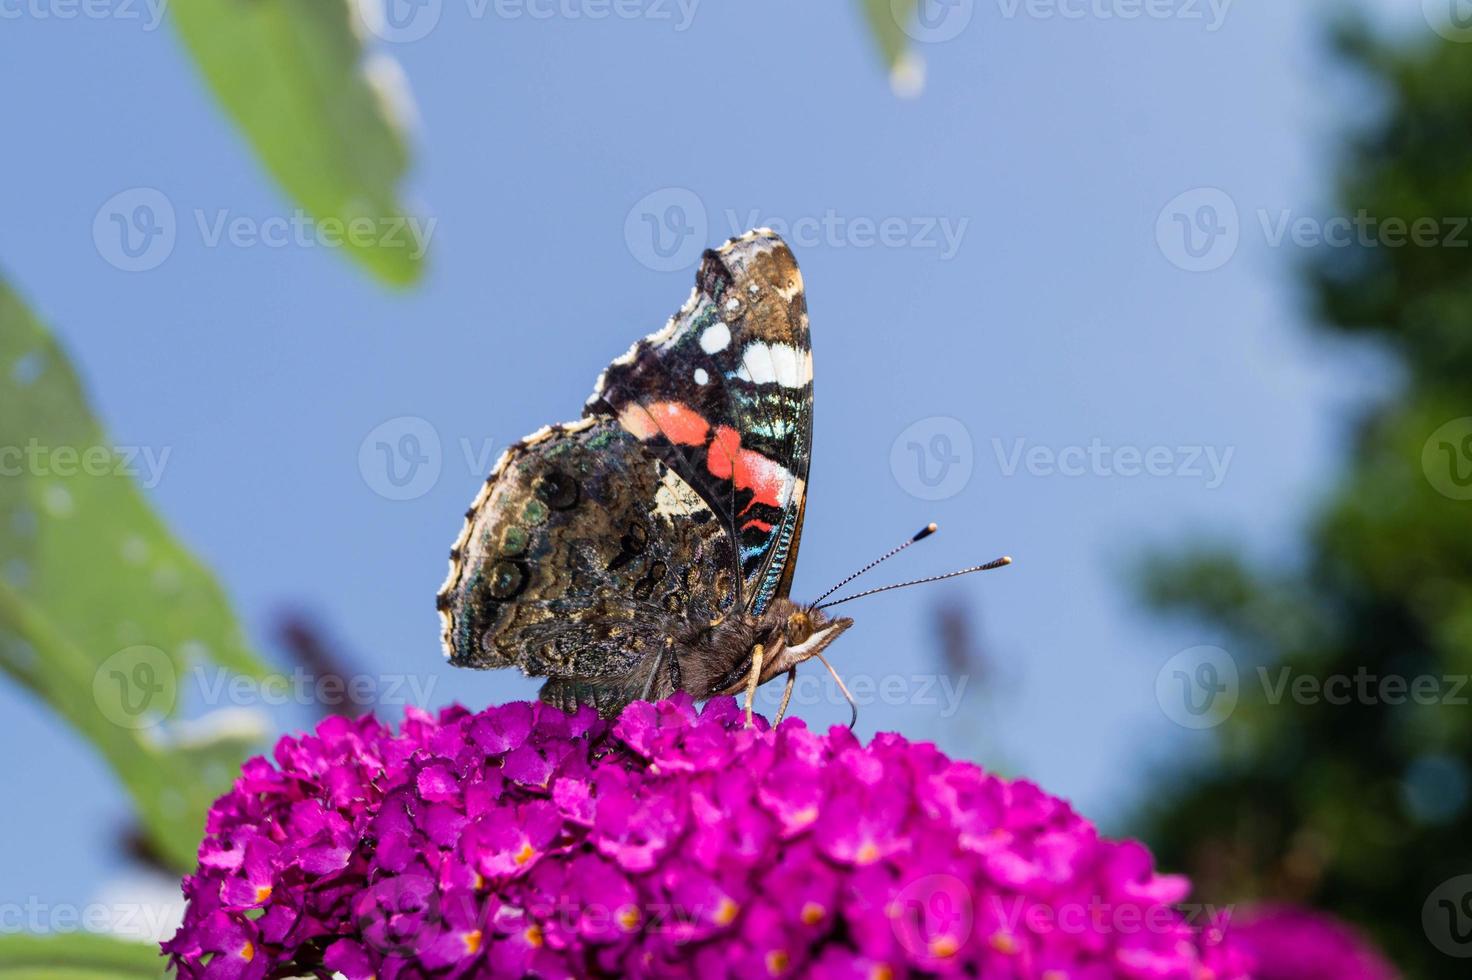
737 342 808 388
770 344 803 388
694 368 709 385
700 322 731 353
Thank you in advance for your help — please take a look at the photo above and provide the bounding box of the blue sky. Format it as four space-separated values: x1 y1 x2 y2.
0 0 1430 922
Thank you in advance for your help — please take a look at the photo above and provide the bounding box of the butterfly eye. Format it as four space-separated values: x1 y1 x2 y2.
536 469 580 510
786 613 812 646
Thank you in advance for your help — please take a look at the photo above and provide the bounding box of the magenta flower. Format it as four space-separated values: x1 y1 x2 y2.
165 695 1248 978
1226 905 1399 980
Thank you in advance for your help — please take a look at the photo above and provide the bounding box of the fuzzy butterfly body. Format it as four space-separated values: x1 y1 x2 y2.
438 230 851 718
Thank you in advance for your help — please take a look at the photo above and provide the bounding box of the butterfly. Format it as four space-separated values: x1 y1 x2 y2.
437 229 1009 723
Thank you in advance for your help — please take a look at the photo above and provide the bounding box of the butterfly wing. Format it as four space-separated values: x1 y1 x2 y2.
437 417 738 709
584 229 814 615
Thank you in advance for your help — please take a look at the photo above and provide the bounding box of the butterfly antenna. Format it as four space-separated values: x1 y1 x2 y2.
811 523 939 607
814 556 1013 611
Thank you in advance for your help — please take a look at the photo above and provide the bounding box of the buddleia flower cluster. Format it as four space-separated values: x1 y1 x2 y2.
165 694 1252 978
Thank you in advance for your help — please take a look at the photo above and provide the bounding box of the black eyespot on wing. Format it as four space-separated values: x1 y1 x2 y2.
625 521 648 550
633 560 667 601
536 469 580 510
487 560 528 600
607 521 648 572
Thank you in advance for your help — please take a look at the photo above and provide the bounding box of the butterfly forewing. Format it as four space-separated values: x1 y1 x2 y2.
584 229 814 615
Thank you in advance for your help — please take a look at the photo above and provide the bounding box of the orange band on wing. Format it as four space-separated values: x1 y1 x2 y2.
708 426 788 512
617 407 791 516
619 401 711 446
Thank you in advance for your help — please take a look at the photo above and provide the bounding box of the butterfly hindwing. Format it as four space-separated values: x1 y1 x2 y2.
437 417 738 698
584 229 814 615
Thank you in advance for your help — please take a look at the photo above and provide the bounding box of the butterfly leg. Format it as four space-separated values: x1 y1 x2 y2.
638 644 666 704
816 651 859 730
743 644 765 727
774 667 797 725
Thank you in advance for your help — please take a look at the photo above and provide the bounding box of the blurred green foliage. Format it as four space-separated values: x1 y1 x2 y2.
1136 22 1472 979
0 933 167 978
169 0 426 286
0 277 270 874
859 0 919 72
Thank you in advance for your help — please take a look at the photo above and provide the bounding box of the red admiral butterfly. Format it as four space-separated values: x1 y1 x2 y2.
438 230 1009 723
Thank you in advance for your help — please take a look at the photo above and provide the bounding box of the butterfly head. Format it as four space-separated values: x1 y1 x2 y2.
780 605 853 661
748 598 854 687
686 598 850 699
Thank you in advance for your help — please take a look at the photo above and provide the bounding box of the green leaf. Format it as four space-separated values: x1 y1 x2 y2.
0 933 166 979
858 0 917 71
0 276 271 871
169 0 426 286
